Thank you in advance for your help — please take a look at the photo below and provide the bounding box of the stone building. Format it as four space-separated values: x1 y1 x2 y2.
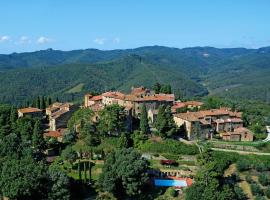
173 108 253 141
46 102 78 131
18 107 43 118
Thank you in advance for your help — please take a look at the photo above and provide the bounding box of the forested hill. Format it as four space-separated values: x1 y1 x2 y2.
0 46 270 105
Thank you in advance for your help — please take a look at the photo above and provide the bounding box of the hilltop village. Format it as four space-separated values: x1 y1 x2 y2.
0 85 269 199
17 86 254 143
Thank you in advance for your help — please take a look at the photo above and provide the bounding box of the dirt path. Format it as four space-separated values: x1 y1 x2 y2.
211 148 270 155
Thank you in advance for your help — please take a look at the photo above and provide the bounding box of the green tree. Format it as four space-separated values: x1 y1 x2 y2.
68 108 94 132
32 120 46 151
155 105 177 138
132 130 148 148
118 132 130 148
96 192 117 200
0 157 47 199
0 133 20 158
265 186 270 198
98 104 126 136
41 96 46 110
155 105 167 136
140 103 150 134
61 145 77 165
47 166 70 200
36 96 41 109
47 96 52 107
164 105 177 137
153 82 161 94
160 84 172 94
258 173 269 186
99 148 149 198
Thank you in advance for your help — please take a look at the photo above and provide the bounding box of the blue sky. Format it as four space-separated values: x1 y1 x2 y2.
0 0 269 54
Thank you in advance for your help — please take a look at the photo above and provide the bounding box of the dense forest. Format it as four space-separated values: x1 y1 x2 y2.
0 46 270 105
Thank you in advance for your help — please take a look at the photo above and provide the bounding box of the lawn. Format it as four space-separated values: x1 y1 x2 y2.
66 83 84 93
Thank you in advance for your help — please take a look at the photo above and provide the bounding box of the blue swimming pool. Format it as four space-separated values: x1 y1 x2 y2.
154 179 187 187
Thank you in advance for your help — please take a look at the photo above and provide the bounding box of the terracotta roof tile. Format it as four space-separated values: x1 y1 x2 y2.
90 95 102 101
18 107 42 113
184 101 204 106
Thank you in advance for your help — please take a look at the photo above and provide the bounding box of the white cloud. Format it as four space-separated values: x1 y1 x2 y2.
37 36 51 44
93 38 106 45
0 35 10 42
113 37 120 44
16 36 31 45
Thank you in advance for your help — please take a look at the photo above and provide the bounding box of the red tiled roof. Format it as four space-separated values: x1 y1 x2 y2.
131 87 149 95
102 91 126 100
214 118 243 124
90 95 102 101
172 102 186 109
44 130 62 138
174 109 242 123
132 94 175 102
184 101 204 106
18 107 42 113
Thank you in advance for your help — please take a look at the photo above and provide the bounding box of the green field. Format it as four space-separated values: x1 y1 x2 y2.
66 83 84 93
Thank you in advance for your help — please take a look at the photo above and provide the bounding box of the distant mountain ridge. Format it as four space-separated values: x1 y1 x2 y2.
0 45 270 105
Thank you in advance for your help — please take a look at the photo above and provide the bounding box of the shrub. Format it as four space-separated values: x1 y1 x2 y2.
265 186 270 198
237 159 250 171
258 173 269 186
254 196 266 200
166 187 178 197
234 185 247 200
139 139 199 155
246 175 254 184
250 183 263 196
256 163 268 172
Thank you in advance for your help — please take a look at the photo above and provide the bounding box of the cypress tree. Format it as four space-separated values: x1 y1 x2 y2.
36 96 41 109
89 161 92 181
32 120 46 150
153 82 161 94
84 161 87 183
118 133 129 148
40 96 46 110
47 97 52 106
140 103 150 134
9 107 17 131
78 160 82 181
165 105 177 137
155 105 167 137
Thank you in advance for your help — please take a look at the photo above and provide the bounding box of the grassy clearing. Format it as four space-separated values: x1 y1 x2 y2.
66 83 84 93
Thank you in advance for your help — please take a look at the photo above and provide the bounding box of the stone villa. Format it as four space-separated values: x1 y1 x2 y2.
173 108 253 141
46 102 78 131
18 107 43 118
85 86 175 119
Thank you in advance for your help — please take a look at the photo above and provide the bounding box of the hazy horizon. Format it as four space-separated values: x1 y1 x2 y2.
1 0 270 54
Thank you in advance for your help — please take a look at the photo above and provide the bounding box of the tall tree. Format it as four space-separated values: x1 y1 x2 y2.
36 96 41 109
47 97 52 107
118 133 130 148
140 104 150 134
32 120 46 151
99 148 149 198
41 96 46 110
160 84 172 94
47 166 70 200
9 106 17 131
97 104 126 136
164 105 177 137
0 157 47 199
153 82 161 94
154 105 167 137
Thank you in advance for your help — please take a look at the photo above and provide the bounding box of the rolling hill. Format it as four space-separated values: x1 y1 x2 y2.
0 46 270 105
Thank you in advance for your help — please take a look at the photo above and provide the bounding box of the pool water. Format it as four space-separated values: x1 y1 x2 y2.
154 179 188 187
